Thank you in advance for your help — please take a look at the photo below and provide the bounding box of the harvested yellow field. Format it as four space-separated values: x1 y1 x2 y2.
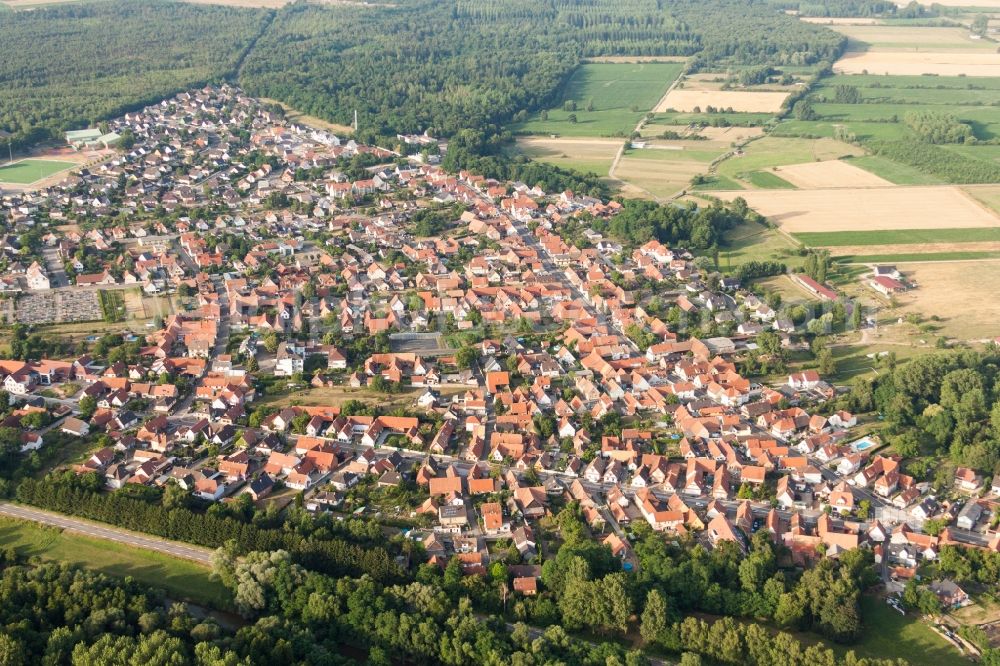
710 186 1000 233
614 156 706 198
834 51 1000 76
515 137 621 175
830 25 993 50
655 89 789 113
893 260 1000 341
772 160 893 189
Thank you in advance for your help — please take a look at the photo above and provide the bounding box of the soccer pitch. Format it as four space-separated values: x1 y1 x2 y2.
0 158 77 184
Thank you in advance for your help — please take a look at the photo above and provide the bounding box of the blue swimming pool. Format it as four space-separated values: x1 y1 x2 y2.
852 437 876 452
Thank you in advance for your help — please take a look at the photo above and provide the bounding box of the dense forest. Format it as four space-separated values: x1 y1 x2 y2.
16 472 404 583
839 349 1000 474
0 0 269 146
240 0 845 137
0 504 927 666
1 0 846 146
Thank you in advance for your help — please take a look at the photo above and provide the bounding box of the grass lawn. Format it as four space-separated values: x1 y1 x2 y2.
0 158 76 184
0 518 231 608
841 596 967 666
744 170 796 189
794 227 1000 247
845 155 945 185
512 62 683 137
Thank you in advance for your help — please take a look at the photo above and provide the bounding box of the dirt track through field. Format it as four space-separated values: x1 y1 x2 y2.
710 186 1000 233
773 160 893 189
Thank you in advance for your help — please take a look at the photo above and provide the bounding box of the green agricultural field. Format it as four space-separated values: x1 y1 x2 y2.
0 518 231 608
966 185 1000 215
652 110 776 126
744 170 795 188
512 62 683 138
772 119 909 142
941 143 1000 166
794 227 1000 247
835 250 1000 263
844 155 945 185
691 173 743 190
0 158 76 184
815 102 1000 141
718 220 805 273
715 136 863 182
623 147 721 163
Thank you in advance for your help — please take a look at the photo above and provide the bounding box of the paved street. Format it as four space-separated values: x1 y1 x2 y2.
0 502 214 564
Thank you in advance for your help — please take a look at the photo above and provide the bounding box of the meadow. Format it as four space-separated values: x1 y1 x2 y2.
718 221 806 273
514 136 621 176
0 158 76 184
512 62 684 137
714 136 864 187
0 518 231 608
892 259 1000 340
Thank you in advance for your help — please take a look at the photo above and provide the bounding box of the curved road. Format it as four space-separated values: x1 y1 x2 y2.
0 502 213 564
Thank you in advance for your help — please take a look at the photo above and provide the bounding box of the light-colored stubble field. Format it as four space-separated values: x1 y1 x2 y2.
710 186 1000 233
772 160 894 189
834 51 1000 76
655 89 789 113
893 260 1000 340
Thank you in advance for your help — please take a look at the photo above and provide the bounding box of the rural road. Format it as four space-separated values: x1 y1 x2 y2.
0 502 214 564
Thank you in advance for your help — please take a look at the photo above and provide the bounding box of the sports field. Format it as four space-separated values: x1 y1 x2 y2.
710 186 1000 233
512 62 683 137
0 158 76 184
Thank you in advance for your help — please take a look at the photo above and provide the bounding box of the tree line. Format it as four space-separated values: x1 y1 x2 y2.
16 472 403 583
0 0 270 147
